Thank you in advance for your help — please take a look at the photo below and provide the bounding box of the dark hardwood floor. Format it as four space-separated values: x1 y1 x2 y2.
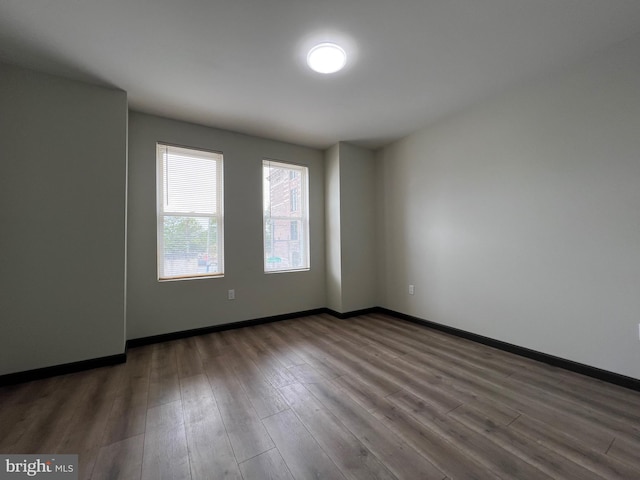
1 312 639 479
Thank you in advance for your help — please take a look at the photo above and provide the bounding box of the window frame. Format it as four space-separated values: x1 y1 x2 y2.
156 142 224 281
263 159 310 274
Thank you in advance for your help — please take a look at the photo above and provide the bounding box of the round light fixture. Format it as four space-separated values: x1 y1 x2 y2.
307 43 347 74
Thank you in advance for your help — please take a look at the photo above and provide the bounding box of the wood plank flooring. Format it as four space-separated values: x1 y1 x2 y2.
1 312 639 480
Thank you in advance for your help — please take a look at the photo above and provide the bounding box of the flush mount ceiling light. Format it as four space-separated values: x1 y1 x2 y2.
307 43 347 74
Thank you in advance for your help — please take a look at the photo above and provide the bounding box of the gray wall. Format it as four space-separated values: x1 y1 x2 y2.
377 37 640 380
324 144 342 312
324 142 377 313
0 63 128 375
338 143 377 312
3 35 638 382
127 112 325 340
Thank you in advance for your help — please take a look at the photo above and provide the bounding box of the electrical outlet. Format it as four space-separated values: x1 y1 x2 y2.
409 284 415 295
228 289 235 300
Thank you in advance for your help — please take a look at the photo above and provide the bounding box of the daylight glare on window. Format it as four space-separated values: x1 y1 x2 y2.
157 144 224 280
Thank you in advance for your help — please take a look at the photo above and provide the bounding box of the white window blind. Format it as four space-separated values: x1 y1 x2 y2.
263 160 309 273
157 143 223 280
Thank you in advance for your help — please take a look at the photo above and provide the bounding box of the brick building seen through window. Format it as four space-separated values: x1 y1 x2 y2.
263 160 309 272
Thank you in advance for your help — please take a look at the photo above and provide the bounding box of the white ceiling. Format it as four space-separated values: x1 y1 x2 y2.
1 1 640 149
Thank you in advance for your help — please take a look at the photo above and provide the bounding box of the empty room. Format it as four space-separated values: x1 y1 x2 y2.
1 1 639 479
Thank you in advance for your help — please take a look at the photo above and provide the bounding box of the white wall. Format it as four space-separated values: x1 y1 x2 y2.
127 113 325 339
0 63 128 375
377 37 640 380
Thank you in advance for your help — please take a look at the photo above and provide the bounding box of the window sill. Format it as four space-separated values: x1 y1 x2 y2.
264 268 310 275
158 273 224 282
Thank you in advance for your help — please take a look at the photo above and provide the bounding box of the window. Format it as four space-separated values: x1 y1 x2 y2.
263 160 309 273
157 144 223 280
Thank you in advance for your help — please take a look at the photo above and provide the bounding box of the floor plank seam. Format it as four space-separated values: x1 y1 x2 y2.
605 437 616 455
506 413 522 426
